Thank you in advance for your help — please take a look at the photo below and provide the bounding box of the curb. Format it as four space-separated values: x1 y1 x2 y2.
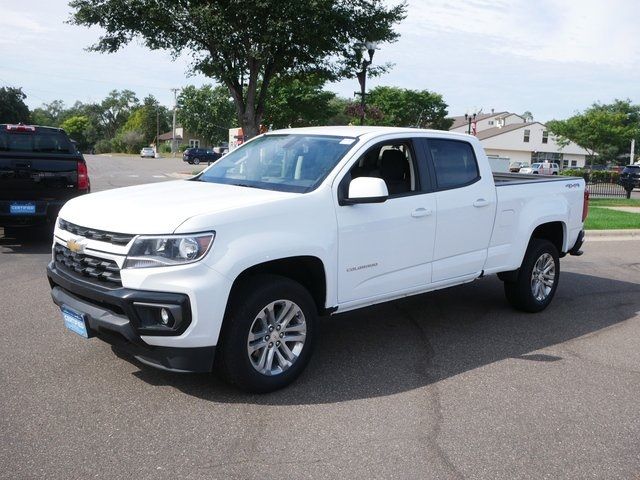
585 229 640 242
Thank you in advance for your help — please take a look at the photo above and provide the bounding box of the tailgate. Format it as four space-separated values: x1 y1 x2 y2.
0 155 80 202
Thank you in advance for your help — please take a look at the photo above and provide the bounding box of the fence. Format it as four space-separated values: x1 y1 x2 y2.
586 180 629 198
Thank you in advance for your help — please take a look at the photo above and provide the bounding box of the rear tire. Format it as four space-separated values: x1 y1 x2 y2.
503 239 560 313
216 274 317 393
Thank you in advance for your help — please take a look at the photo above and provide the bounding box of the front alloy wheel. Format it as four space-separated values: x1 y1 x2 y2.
247 300 307 376
217 274 317 393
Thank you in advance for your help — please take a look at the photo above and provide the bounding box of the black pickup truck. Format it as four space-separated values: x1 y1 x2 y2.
0 124 90 229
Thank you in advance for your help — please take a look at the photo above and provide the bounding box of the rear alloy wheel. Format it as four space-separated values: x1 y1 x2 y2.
217 274 317 393
504 239 560 312
193 157 200 165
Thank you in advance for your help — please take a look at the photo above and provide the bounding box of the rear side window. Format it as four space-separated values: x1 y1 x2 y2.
428 139 479 189
0 130 73 153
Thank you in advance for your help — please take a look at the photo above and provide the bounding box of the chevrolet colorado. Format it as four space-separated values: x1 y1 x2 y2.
47 127 587 392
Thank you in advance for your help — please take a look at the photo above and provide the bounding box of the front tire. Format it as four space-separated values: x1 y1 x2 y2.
193 157 200 165
503 239 560 313
217 274 317 393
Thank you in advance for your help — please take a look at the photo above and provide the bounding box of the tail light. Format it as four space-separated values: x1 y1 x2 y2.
77 161 89 191
582 189 589 222
6 124 36 132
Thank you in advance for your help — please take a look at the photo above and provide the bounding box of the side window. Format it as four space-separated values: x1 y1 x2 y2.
428 139 479 189
348 141 419 197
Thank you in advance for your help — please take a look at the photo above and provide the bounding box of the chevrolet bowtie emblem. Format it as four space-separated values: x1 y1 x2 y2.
67 238 86 253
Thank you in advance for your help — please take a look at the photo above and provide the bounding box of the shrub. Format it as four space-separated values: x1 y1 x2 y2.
94 139 112 154
561 169 620 183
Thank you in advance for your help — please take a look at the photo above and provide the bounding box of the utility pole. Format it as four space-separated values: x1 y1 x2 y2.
171 88 179 157
155 107 159 158
631 138 636 165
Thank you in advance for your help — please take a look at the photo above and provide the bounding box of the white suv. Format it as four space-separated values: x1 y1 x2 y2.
519 162 559 175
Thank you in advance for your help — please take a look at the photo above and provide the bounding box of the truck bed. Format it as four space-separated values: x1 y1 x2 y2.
493 172 580 186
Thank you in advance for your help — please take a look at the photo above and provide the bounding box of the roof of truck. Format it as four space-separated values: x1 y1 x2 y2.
266 125 472 139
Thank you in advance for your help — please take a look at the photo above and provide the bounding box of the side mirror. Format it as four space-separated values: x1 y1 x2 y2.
345 177 388 204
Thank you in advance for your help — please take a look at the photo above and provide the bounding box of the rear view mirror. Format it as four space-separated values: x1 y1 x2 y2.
345 177 388 204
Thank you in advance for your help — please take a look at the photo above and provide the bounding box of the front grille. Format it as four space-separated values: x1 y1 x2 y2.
54 243 122 287
58 219 134 246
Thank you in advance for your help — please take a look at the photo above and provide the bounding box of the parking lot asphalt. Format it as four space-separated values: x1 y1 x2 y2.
1 157 639 479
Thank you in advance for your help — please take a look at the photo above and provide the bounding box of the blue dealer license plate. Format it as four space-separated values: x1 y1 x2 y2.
10 202 36 215
62 306 89 338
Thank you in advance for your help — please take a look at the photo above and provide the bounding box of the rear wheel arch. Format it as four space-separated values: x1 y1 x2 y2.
530 221 565 254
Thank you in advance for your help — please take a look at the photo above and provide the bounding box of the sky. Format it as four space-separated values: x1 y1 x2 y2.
1 0 639 122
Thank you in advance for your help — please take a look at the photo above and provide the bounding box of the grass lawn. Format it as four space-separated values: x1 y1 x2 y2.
589 198 640 207
585 207 640 230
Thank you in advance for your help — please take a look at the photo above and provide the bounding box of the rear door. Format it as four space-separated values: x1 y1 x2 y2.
334 136 437 305
418 137 496 283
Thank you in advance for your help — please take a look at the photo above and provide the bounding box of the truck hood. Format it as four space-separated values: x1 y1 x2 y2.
59 179 297 234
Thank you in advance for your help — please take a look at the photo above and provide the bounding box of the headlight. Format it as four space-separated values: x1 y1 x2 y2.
123 232 215 269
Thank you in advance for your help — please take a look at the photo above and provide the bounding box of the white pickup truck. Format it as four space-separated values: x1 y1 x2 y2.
47 127 588 392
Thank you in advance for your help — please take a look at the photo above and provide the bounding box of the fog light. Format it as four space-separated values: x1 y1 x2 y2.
160 308 170 325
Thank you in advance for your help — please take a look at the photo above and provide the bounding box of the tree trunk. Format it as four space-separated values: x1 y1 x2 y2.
224 76 262 140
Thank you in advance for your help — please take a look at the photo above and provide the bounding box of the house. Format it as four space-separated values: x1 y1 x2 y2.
449 111 590 169
450 111 527 134
157 126 209 150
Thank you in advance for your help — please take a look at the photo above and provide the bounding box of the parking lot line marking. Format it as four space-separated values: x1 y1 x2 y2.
152 175 165 178
127 174 139 178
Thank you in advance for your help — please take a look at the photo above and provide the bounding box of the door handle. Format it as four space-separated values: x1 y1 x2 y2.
473 199 490 207
411 207 432 218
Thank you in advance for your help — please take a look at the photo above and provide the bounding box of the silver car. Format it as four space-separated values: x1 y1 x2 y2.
140 147 155 158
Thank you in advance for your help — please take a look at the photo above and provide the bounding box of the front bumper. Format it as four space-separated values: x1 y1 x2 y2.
47 261 216 373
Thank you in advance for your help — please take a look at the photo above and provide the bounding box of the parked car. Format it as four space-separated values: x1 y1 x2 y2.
47 127 587 392
0 124 90 229
618 165 640 188
519 162 560 175
509 162 529 173
183 148 221 165
140 147 155 158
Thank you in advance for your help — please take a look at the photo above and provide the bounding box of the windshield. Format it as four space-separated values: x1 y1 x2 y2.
197 134 356 193
531 163 541 168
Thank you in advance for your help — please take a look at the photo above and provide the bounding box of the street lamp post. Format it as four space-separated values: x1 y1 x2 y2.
465 112 477 135
354 41 377 126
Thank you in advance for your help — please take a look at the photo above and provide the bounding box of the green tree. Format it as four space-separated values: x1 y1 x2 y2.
547 100 640 167
0 87 30 123
362 86 453 129
121 95 170 144
60 115 92 151
177 85 235 145
30 99 69 126
325 97 352 125
69 0 406 138
264 76 339 129
98 89 139 138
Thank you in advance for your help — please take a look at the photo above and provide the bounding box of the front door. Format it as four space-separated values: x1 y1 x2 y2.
334 138 437 305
